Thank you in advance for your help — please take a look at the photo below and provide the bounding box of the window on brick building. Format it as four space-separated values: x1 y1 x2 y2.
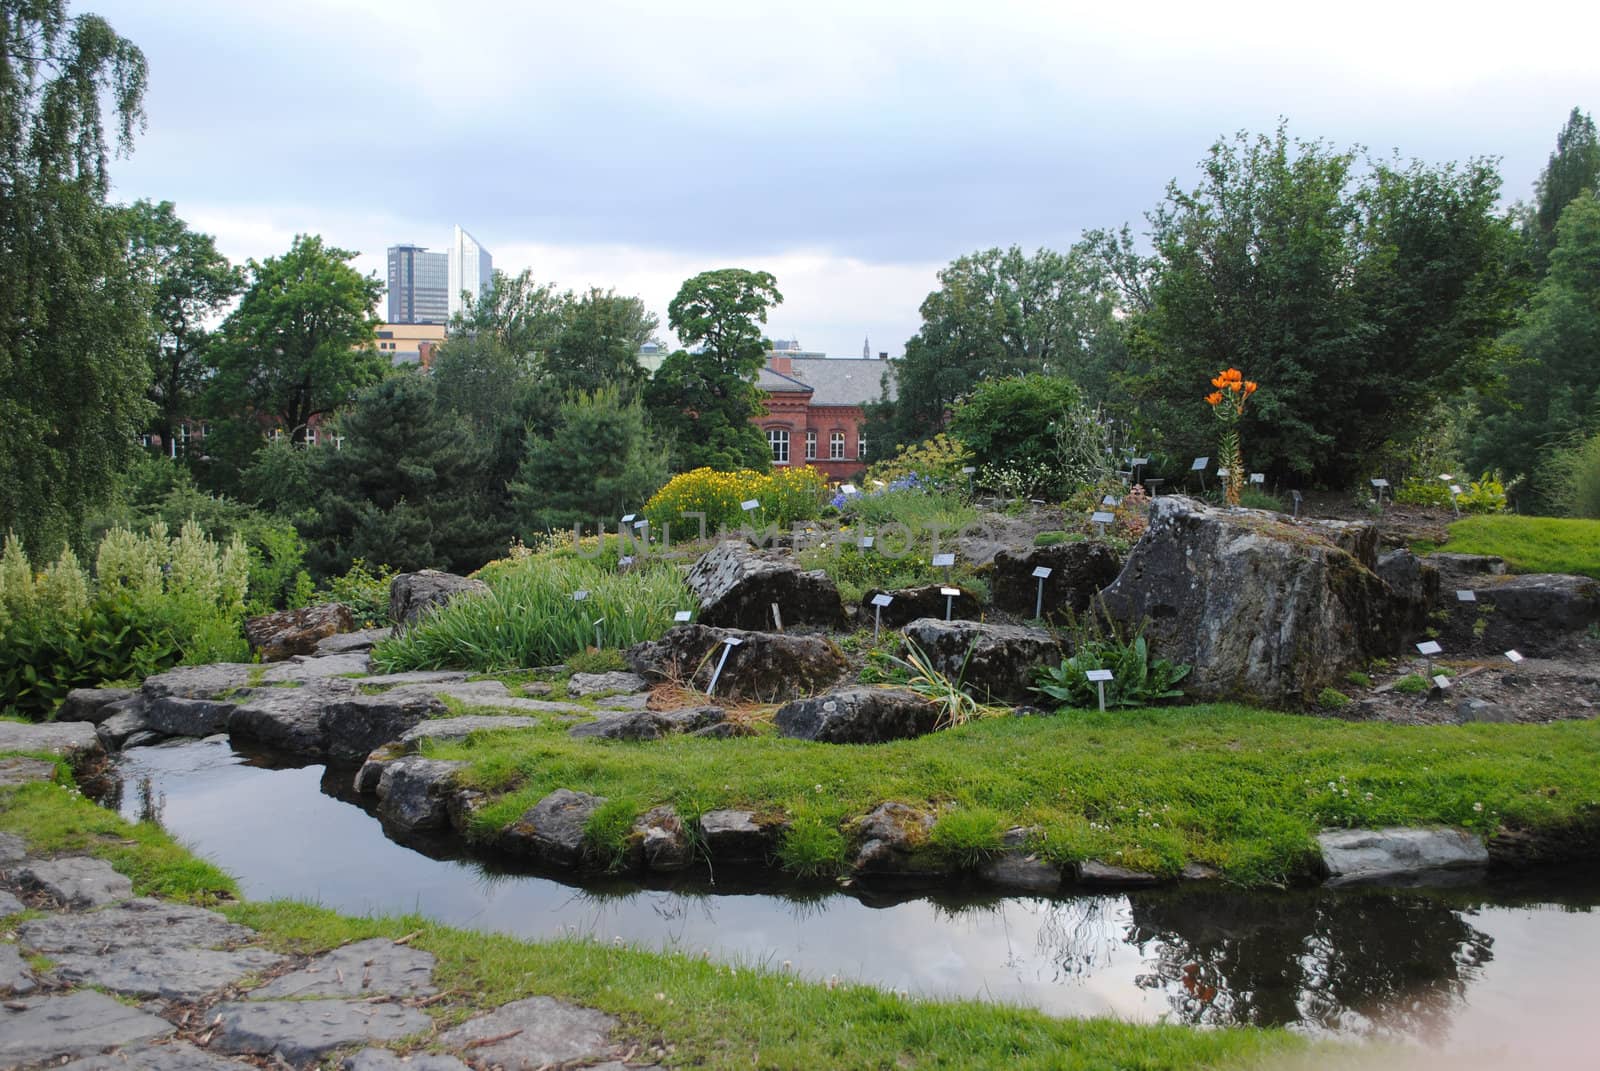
805 429 816 460
768 427 789 464
830 430 845 460
857 433 867 459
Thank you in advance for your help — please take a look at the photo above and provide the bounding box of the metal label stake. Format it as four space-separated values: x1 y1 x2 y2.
1032 565 1053 620
1417 639 1442 679
706 635 743 697
1090 510 1115 539
592 618 605 649
871 593 893 641
1086 668 1114 712
771 602 783 632
940 586 960 621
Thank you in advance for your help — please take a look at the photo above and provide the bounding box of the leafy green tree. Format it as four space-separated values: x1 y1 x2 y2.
0 1 150 554
510 387 669 532
1127 125 1516 485
207 234 384 443
1527 108 1600 273
299 372 503 578
1469 190 1600 499
546 288 657 396
449 268 566 358
948 375 1083 473
122 200 242 452
645 269 781 471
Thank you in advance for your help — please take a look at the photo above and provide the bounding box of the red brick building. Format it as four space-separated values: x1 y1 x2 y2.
755 353 894 481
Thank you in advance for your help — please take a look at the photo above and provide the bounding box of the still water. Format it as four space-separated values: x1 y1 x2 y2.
110 736 1600 1053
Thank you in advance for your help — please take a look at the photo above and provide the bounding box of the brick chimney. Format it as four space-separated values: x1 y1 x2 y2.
770 354 793 374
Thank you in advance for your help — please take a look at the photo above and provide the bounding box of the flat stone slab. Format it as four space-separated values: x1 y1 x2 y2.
357 670 470 689
261 652 371 682
0 719 102 760
438 996 619 1069
141 663 258 700
0 756 58 787
398 715 540 751
979 851 1061 894
1318 826 1488 886
0 991 174 1066
567 671 649 696
455 695 588 715
0 889 24 915
1077 860 1162 888
62 1040 260 1071
0 830 25 863
52 945 286 1001
210 999 431 1066
1 942 39 994
592 692 652 711
20 896 255 954
342 1049 472 1071
315 628 394 656
15 856 133 907
250 938 437 999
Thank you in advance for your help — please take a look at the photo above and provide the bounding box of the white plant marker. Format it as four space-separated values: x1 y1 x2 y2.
1086 668 1114 712
1032 565 1053 619
1192 455 1209 492
1504 649 1524 664
932 552 955 568
673 610 692 623
1456 589 1477 603
771 602 783 632
870 592 894 641
858 536 875 550
592 618 605 649
706 635 743 697
1290 489 1304 518
1417 639 1442 678
1250 472 1265 485
840 483 857 496
620 513 635 524
741 499 760 514
1432 674 1450 690
1090 510 1115 538
572 590 589 602
940 586 960 621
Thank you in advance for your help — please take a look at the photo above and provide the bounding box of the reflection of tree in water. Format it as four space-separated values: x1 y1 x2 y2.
1120 888 1492 1040
135 774 166 826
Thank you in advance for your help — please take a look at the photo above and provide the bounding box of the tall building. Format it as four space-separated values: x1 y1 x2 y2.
386 244 448 324
447 225 493 319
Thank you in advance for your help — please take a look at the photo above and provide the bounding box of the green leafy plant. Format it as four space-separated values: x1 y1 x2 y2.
1345 671 1372 688
1317 688 1351 710
315 559 397 628
1033 624 1190 710
888 636 993 730
1393 674 1430 695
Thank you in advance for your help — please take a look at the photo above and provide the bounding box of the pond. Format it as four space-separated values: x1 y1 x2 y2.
109 735 1600 1056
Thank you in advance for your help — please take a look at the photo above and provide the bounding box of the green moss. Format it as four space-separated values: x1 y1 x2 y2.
1393 675 1430 695
1317 689 1351 710
1345 671 1372 688
1415 515 1600 579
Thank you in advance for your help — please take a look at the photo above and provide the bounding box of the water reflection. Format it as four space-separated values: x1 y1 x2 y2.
107 736 1600 1044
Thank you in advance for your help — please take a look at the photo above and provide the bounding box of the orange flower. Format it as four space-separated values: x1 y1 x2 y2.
1245 381 1258 394
1210 374 1228 388
1205 391 1224 406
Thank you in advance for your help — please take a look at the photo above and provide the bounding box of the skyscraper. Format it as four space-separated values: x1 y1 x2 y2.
447 225 493 319
386 244 449 324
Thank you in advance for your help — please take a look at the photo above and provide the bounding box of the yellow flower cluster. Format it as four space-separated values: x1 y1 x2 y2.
643 466 828 535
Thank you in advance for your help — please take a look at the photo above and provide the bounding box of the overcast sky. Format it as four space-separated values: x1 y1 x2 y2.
94 0 1596 357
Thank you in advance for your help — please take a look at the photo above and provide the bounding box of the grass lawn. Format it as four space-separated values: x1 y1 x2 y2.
0 773 1320 1070
1414 515 1600 578
432 703 1600 887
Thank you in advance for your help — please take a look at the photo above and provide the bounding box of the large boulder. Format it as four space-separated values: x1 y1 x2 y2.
684 540 847 631
502 789 605 869
244 603 355 662
991 542 1122 621
228 685 445 761
374 756 469 832
142 696 237 738
626 624 847 702
1097 496 1396 706
898 619 1060 704
1375 549 1440 643
567 706 726 741
774 687 939 743
1475 574 1600 655
139 663 258 701
858 585 981 629
56 688 135 725
389 570 489 633
1317 827 1488 886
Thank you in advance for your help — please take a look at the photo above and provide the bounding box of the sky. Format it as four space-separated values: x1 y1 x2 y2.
93 0 1598 357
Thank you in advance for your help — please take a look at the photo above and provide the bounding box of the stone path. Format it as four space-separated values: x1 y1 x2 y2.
1 768 660 1071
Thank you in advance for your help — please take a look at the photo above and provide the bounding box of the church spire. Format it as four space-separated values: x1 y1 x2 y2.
862 335 871 359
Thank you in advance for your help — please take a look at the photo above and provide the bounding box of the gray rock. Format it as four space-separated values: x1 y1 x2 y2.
61 1041 259 1071
1456 697 1515 724
51 945 285 1000
592 691 652 711
1476 573 1600 654
246 602 356 661
227 687 328 755
397 715 540 751
425 679 510 702
315 627 393 656
375 757 468 831
849 802 939 877
567 670 650 696
0 889 24 915
1424 552 1508 581
991 541 1123 620
210 999 431 1066
628 624 847 702
568 711 670 741
1098 495 1397 705
1180 862 1222 882
1376 548 1441 643
389 570 489 632
250 938 436 999
229 685 447 761
144 696 238 737
1318 827 1488 886
360 670 471 689
438 996 618 1069
774 687 939 744
0 756 58 788
260 652 371 682
122 730 167 749
97 698 153 749
0 831 26 863
689 720 753 739
15 856 133 908
0 719 104 765
504 789 606 868
19 897 254 954
657 705 727 733
342 1050 471 1071
859 585 982 628
57 687 136 725
634 805 692 871
1076 860 1162 888
980 852 1061 893
698 809 776 864
140 663 258 701
899 618 1061 704
0 992 174 1065
0 942 38 994
684 540 847 631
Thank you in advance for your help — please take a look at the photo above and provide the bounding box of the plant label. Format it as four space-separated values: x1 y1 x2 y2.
840 484 857 496
932 553 956 568
571 590 590 602
1438 473 1453 481
723 636 744 647
673 610 692 622
1102 495 1120 506
870 594 894 608
1191 456 1209 470
872 479 886 488
1032 566 1053 579
1086 669 1114 682
961 466 976 474
939 586 961 597
858 536 875 549
1090 511 1115 525
1505 649 1524 663
1131 457 1148 467
1416 640 1442 656
1431 674 1451 689
1456 589 1476 602
1370 478 1390 489
633 519 648 529
620 513 635 524
1216 468 1230 478
1449 484 1463 495
618 556 634 568
1250 472 1265 484
741 499 760 512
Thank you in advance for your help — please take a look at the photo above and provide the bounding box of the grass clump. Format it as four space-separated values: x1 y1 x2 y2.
929 807 1007 869
584 796 641 871
1345 671 1372 688
775 811 846 878
1414 515 1600 579
1317 688 1352 710
1393 674 1431 695
796 540 988 607
373 554 689 672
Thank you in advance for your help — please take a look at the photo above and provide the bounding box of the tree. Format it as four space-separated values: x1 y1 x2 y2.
0 1 150 554
299 372 503 578
546 288 657 396
122 199 243 451
1469 190 1600 499
948 375 1083 473
1528 108 1600 273
449 268 566 358
510 387 669 532
207 234 384 443
645 269 781 471
1127 125 1516 485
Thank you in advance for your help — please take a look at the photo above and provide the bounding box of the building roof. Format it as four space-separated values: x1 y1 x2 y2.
766 356 894 406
